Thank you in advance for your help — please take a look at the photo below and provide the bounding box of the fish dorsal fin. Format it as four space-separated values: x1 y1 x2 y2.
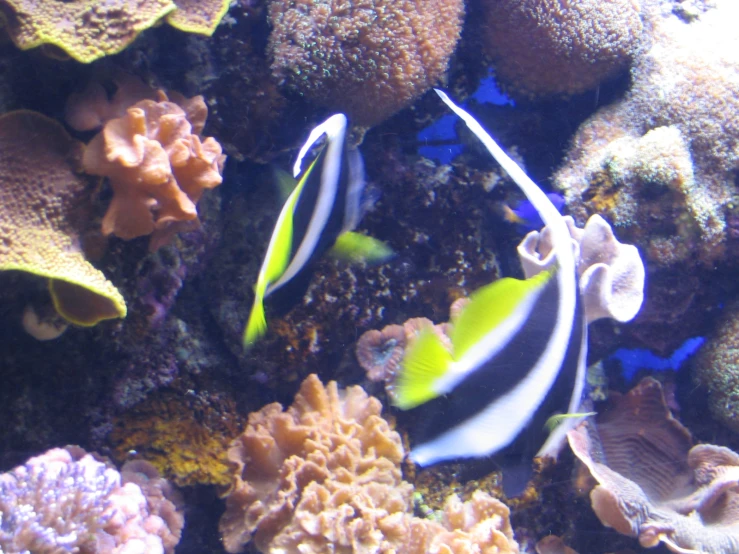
451 271 553 360
394 328 453 410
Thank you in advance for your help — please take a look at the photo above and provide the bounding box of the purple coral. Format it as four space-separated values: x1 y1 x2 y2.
0 447 183 554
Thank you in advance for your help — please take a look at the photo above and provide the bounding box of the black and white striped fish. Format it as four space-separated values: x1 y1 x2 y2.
393 91 588 467
243 114 391 347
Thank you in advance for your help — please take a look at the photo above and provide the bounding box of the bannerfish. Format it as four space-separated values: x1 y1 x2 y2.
503 193 565 231
243 114 392 347
392 90 588 467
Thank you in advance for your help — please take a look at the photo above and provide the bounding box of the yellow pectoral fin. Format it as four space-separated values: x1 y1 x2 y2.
329 231 394 264
393 328 453 410
243 293 268 348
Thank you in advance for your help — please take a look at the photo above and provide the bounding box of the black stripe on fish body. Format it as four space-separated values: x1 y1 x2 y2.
268 140 363 309
407 272 583 458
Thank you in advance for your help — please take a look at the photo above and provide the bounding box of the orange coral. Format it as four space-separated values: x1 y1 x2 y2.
0 110 126 327
268 0 464 127
218 374 519 554
82 91 226 250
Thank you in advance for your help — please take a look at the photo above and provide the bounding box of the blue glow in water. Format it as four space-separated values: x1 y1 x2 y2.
418 73 514 163
610 336 705 382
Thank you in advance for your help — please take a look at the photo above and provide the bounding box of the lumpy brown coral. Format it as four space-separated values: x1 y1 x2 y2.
268 0 464 127
568 378 739 554
555 0 739 266
480 0 643 99
219 374 519 554
82 91 226 250
0 110 126 327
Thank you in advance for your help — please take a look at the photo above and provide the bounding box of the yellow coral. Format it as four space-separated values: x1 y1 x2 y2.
110 392 243 487
0 110 126 327
167 0 231 35
0 0 176 63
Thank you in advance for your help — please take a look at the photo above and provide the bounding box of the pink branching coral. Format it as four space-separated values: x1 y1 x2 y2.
555 0 739 266
267 0 464 127
218 374 519 554
82 90 225 250
480 0 643 99
0 446 184 553
568 378 739 554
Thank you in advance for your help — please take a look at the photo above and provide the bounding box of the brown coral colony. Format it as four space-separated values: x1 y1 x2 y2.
82 91 225 250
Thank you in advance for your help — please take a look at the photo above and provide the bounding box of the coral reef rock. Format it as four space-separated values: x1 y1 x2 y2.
219 374 519 554
0 446 184 553
481 0 643 99
568 377 739 554
0 110 126 327
693 299 739 434
555 0 739 266
268 0 464 127
82 90 226 250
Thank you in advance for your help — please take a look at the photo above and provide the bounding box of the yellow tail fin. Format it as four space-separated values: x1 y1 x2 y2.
393 328 453 410
243 294 267 348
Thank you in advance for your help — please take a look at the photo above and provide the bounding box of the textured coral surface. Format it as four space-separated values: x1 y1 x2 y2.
268 0 464 126
481 0 642 99
0 110 126 326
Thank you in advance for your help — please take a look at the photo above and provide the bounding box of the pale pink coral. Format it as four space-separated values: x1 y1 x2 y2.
0 446 183 554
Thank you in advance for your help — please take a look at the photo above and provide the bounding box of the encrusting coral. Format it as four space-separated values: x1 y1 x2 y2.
219 374 519 554
0 0 232 63
0 446 184 553
480 0 643 99
167 0 232 35
0 110 127 327
568 378 739 554
82 90 226 251
0 0 176 63
555 0 739 266
268 0 464 127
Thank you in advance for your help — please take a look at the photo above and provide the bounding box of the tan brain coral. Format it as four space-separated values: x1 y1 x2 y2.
219 374 519 554
268 0 464 127
481 0 643 99
0 110 126 327
83 91 226 251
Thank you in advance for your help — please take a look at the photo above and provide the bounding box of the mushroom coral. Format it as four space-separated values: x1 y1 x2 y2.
568 378 739 554
268 0 464 127
219 374 519 554
82 91 226 251
0 110 126 327
0 0 232 63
